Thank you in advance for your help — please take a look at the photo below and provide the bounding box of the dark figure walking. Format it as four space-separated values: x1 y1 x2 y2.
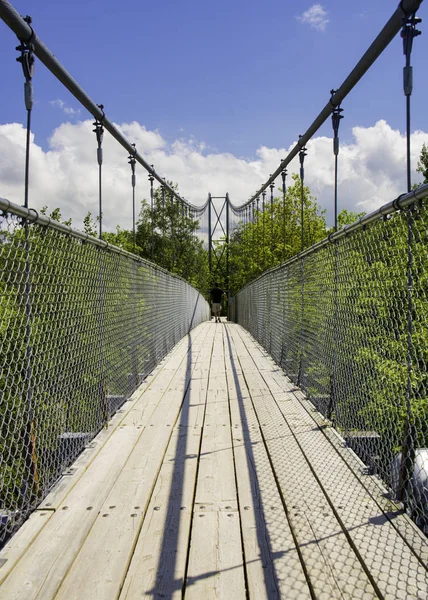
210 283 224 323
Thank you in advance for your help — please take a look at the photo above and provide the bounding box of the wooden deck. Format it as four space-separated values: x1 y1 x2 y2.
1 321 427 600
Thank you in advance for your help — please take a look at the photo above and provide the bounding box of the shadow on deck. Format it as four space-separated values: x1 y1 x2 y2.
0 321 427 599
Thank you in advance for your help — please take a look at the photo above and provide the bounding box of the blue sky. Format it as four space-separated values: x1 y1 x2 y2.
0 0 427 227
1 0 426 155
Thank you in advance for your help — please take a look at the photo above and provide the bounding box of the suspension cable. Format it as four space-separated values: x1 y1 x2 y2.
401 9 421 192
299 140 307 252
93 108 107 427
148 166 155 262
327 91 343 421
16 14 34 211
128 143 137 253
281 166 287 260
270 180 274 260
161 179 166 268
398 7 422 504
93 105 105 240
170 190 175 271
262 190 266 270
256 197 260 274
330 90 344 232
16 14 39 497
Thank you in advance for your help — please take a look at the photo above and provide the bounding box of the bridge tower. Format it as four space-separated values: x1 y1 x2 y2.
208 193 230 296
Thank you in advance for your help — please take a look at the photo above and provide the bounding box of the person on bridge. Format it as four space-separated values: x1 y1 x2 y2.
210 283 224 323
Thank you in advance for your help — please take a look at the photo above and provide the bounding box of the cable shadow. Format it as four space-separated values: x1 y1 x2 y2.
224 326 281 598
143 295 202 597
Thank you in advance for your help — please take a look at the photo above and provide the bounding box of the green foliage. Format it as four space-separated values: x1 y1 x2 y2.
336 209 366 229
85 184 211 298
416 142 428 184
229 174 328 293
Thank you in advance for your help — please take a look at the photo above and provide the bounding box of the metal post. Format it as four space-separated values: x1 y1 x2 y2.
398 11 421 504
328 93 343 421
262 190 266 270
226 193 230 300
93 105 104 240
256 197 260 274
16 17 39 496
171 191 175 271
161 180 166 268
299 142 307 252
128 144 136 253
281 167 287 261
252 201 255 279
298 143 307 388
270 180 275 262
331 91 344 232
148 167 154 262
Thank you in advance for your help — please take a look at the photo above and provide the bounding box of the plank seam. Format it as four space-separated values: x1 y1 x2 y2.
228 326 317 600
243 329 428 571
182 325 221 597
234 326 385 599
222 326 251 600
32 325 208 600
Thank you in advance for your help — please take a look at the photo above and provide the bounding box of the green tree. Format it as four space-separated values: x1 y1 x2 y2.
416 142 428 183
229 173 328 292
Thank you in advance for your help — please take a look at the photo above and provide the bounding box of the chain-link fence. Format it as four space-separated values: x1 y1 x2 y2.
232 189 428 537
0 197 209 546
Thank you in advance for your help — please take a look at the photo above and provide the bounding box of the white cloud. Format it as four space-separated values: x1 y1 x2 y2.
297 4 329 31
0 119 426 232
50 99 80 117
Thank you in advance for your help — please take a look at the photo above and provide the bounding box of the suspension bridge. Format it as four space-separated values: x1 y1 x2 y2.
0 0 427 598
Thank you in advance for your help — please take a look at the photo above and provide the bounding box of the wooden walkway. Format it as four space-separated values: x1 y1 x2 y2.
1 321 427 600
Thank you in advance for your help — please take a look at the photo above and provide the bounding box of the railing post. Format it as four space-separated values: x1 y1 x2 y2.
327 91 343 422
262 190 266 271
281 167 287 261
171 191 175 271
397 9 421 505
161 180 166 268
128 144 137 253
148 167 155 263
226 193 230 293
16 17 39 497
297 143 307 387
297 256 305 387
270 180 275 264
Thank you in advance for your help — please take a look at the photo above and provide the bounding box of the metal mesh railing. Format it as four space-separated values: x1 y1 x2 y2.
232 191 428 536
0 198 209 546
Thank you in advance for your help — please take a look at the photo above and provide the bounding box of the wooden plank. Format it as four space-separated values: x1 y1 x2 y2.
267 383 428 599
229 326 377 600
119 434 198 600
237 327 428 600
0 424 144 600
0 324 208 600
0 511 53 586
240 330 428 571
291 385 428 569
36 326 204 513
55 326 213 600
119 327 214 599
224 328 311 599
186 326 246 600
186 510 244 600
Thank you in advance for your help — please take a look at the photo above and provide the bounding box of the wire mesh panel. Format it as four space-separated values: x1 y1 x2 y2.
0 200 209 546
233 196 428 537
